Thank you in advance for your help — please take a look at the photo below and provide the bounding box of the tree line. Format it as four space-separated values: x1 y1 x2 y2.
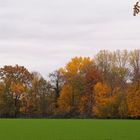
0 50 139 118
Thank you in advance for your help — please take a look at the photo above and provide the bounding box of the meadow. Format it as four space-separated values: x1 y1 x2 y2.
0 119 140 140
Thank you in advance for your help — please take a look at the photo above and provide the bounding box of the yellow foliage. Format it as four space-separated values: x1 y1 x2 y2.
63 57 93 76
126 82 140 118
10 83 25 95
93 82 114 117
94 82 111 97
58 84 74 114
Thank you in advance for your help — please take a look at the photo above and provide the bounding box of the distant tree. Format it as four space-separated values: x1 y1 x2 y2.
49 70 64 100
126 81 140 118
58 57 101 117
0 82 15 117
129 50 140 82
0 50 139 119
58 57 87 117
79 62 101 117
0 65 32 117
95 50 129 91
29 72 52 117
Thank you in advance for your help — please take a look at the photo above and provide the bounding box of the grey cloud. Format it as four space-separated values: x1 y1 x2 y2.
0 0 140 77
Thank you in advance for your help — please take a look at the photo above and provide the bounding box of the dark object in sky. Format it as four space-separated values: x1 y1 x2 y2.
133 1 140 16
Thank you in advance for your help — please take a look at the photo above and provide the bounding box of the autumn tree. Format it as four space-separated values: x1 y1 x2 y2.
79 62 101 117
129 49 140 82
49 70 64 100
93 82 128 118
94 82 112 118
58 57 101 117
58 57 86 117
126 81 140 118
95 50 129 90
0 82 15 117
0 65 32 117
94 50 130 118
0 50 139 118
28 72 52 117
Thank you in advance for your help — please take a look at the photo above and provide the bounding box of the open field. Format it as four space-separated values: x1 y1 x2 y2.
0 119 140 140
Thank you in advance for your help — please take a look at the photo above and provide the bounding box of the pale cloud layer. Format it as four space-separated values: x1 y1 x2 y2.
0 0 140 77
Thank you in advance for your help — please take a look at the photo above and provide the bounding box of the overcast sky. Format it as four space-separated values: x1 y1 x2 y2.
0 0 140 77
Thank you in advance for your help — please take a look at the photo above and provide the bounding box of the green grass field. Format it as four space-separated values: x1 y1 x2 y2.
0 119 140 140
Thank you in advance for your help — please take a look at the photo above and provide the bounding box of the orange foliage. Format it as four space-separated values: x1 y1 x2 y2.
93 82 114 117
58 84 74 114
126 82 140 118
10 83 25 96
